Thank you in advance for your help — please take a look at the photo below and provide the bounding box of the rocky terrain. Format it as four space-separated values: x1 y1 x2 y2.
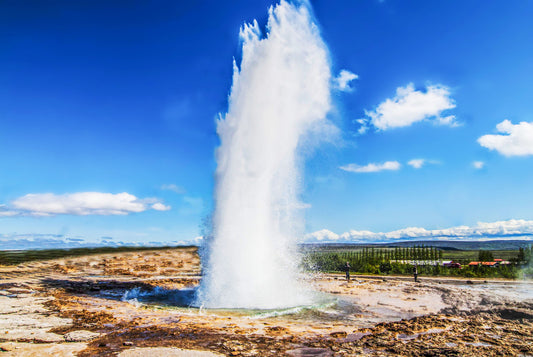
0 247 532 356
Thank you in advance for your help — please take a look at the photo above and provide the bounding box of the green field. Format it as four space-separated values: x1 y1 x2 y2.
440 249 518 262
0 245 195 266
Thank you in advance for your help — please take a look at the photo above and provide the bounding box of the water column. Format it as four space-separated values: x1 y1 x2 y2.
196 0 333 309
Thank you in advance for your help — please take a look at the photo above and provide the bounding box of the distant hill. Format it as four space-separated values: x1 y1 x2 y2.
302 240 532 251
0 245 196 265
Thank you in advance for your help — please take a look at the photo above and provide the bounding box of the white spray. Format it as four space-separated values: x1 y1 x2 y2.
196 0 333 309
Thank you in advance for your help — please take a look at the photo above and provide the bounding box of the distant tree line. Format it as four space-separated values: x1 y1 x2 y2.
303 244 531 279
303 245 441 274
517 246 532 263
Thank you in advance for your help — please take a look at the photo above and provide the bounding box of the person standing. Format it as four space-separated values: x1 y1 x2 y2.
413 264 418 282
344 261 351 281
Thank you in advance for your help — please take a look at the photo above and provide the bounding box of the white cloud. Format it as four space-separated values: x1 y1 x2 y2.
305 219 533 243
340 161 401 173
362 83 457 130
408 159 425 169
306 229 340 241
0 204 18 217
478 120 533 157
0 233 206 249
0 234 86 250
5 192 171 216
161 184 186 194
472 161 485 169
407 158 439 169
334 70 358 91
0 211 18 217
151 202 171 211
354 118 369 135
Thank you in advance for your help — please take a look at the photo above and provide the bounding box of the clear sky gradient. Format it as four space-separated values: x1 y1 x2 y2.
1 0 532 247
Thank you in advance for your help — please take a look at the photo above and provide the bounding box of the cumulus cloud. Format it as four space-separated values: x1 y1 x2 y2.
151 202 171 211
305 219 533 243
408 159 425 169
407 159 439 169
478 120 533 157
472 161 485 169
360 83 457 131
340 161 401 173
306 229 340 241
334 70 358 91
3 192 171 217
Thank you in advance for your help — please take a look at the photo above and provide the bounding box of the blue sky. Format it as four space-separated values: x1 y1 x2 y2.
1 0 532 247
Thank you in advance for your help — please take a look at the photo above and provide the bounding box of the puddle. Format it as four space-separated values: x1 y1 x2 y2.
121 286 197 308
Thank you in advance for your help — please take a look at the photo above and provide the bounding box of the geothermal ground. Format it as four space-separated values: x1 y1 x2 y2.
0 247 532 356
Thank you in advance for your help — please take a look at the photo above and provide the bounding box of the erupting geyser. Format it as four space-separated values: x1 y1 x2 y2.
196 0 333 309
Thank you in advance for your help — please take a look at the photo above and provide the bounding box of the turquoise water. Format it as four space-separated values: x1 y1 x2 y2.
119 286 364 323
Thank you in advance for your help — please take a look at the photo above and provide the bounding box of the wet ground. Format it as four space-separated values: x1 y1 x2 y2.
0 247 532 356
